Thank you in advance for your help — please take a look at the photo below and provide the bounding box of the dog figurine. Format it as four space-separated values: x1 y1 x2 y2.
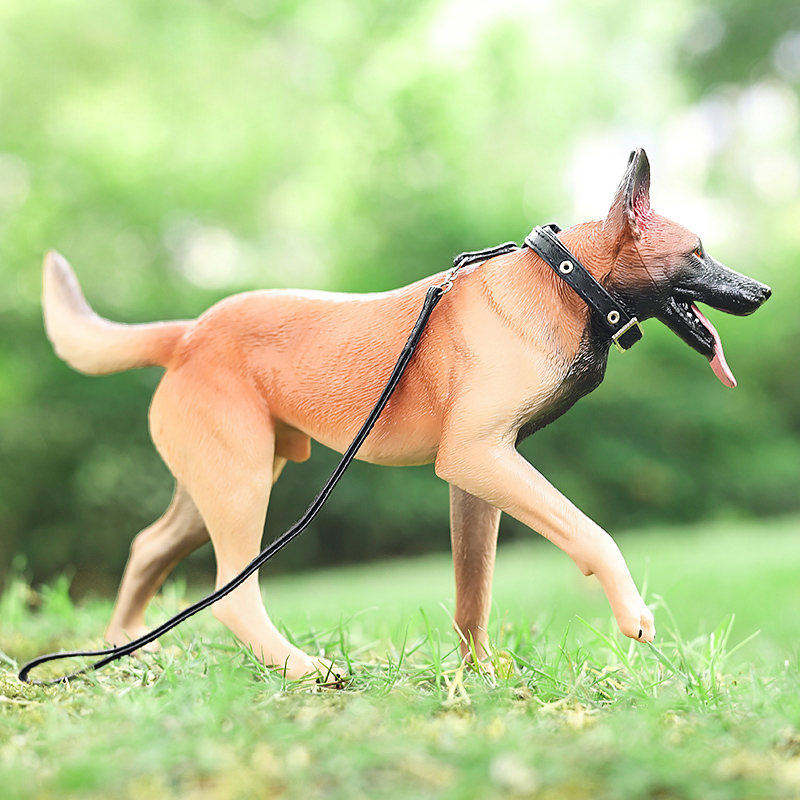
42 149 770 682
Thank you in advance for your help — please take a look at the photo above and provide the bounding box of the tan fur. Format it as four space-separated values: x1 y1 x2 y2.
43 251 187 375
43 168 672 682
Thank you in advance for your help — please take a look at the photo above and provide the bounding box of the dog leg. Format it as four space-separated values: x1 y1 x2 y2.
148 375 342 684
105 484 208 650
437 441 655 643
449 484 501 665
272 456 288 483
199 458 342 684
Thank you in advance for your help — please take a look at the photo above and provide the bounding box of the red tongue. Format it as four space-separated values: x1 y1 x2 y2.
691 304 737 388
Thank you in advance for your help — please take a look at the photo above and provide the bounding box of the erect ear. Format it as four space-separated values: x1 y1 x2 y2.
604 148 652 242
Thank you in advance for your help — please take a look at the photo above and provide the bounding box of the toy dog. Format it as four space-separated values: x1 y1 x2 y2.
41 149 770 681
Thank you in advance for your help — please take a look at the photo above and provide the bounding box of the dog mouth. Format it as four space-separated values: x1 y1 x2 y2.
661 297 737 387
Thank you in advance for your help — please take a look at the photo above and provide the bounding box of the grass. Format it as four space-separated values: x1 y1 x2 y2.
3 515 800 799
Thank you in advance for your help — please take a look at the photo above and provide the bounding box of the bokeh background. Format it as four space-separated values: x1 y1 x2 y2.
0 0 798 595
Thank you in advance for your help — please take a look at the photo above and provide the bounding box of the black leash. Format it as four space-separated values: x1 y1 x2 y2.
19 247 504 685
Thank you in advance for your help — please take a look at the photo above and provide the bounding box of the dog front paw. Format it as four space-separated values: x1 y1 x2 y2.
615 604 656 643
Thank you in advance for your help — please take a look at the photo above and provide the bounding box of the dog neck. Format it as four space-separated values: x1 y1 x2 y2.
558 221 616 285
511 220 617 345
467 220 617 443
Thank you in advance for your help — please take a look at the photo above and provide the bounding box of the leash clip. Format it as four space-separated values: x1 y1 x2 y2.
439 240 519 294
438 266 459 294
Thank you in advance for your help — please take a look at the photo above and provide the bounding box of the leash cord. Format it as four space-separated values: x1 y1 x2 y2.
19 284 446 685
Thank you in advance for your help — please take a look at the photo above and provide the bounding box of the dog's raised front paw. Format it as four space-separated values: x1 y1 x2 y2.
615 603 656 644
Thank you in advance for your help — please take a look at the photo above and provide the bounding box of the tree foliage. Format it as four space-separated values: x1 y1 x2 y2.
0 0 798 587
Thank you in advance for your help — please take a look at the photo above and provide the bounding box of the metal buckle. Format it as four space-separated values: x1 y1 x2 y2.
611 317 643 352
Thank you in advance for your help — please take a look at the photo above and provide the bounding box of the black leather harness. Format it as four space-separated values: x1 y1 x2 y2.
447 224 642 352
524 224 642 352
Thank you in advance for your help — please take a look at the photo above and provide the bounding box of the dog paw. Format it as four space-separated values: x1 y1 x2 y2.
615 604 656 643
310 656 347 688
284 656 348 689
469 652 517 682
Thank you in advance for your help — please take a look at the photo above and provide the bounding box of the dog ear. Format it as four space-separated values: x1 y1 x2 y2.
605 148 652 241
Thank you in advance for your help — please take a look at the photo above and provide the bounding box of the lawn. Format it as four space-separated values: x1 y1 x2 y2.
3 515 800 799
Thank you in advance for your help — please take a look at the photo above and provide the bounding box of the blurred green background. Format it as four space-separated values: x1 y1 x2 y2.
0 0 798 594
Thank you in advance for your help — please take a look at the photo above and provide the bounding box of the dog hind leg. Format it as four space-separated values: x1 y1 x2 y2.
200 456 342 683
105 484 209 650
449 485 501 665
149 372 342 684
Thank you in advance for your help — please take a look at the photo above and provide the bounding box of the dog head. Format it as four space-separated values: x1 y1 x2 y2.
602 148 771 387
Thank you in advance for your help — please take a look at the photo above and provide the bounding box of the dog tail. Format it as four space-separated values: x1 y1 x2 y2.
42 251 188 375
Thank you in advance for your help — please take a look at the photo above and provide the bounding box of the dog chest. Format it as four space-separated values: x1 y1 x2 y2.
514 332 608 444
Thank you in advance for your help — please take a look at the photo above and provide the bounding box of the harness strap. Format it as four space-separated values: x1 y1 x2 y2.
452 241 519 271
